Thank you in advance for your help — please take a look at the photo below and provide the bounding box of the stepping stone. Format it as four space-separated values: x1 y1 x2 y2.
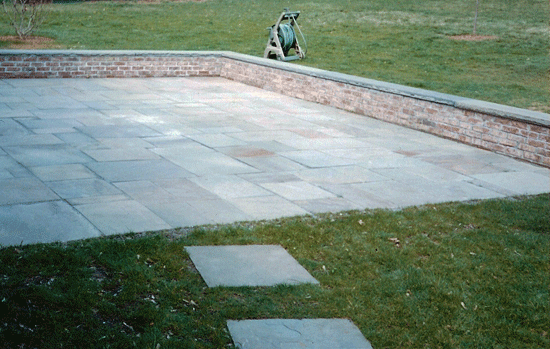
185 245 319 287
227 319 373 349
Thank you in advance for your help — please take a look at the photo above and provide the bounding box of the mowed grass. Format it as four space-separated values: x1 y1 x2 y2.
0 0 548 111
0 1 548 348
1 195 548 348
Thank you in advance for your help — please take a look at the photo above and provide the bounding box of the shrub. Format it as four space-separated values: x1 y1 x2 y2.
1 0 49 38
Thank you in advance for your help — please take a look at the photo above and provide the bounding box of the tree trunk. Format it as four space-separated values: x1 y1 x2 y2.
473 0 479 35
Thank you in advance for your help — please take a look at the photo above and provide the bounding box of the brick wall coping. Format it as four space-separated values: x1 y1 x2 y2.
1 49 548 128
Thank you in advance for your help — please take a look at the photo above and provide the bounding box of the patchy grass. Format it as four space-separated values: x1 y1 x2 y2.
0 0 548 111
1 195 548 348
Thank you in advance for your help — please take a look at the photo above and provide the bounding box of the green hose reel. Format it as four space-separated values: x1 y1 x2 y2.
264 8 307 61
277 23 296 55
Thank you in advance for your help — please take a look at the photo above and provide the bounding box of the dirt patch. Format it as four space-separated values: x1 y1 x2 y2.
528 102 550 114
447 34 498 41
0 35 63 49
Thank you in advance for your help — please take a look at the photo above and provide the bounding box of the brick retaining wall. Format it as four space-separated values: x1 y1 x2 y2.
0 51 220 78
0 50 548 168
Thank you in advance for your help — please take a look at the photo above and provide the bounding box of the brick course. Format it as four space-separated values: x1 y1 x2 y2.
0 50 548 168
0 53 220 79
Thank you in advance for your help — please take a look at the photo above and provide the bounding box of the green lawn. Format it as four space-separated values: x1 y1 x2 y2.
0 0 548 111
1 195 549 348
1 2 549 348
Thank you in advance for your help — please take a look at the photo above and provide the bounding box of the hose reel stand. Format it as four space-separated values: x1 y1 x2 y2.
264 8 307 61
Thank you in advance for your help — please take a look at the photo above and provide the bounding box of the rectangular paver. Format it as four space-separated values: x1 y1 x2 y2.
153 148 260 176
82 148 161 162
227 319 373 349
75 200 171 235
260 181 337 201
139 198 214 227
86 159 195 182
30 164 97 181
0 201 101 246
472 171 550 195
0 177 59 205
280 150 356 168
227 196 309 221
189 175 272 199
185 245 319 287
4 144 92 167
45 178 122 200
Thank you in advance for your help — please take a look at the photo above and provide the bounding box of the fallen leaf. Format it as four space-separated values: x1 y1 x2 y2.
146 258 155 266
389 238 400 247
123 322 134 331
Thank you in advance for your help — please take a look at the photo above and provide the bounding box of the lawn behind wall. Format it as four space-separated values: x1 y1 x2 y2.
0 0 548 112
0 195 549 348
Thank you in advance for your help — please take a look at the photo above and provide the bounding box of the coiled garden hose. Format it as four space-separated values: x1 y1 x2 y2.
278 15 307 57
278 23 296 54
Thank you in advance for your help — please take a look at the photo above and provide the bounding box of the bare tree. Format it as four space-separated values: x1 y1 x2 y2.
473 0 480 35
2 0 47 39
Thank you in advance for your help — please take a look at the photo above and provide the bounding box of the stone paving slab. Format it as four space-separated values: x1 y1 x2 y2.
0 77 548 246
86 159 195 182
30 163 97 181
4 144 92 167
139 198 213 227
472 171 550 195
0 177 59 205
46 178 122 200
189 175 272 199
259 181 337 201
0 201 101 246
227 319 373 349
74 200 171 235
185 245 319 287
227 196 309 221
